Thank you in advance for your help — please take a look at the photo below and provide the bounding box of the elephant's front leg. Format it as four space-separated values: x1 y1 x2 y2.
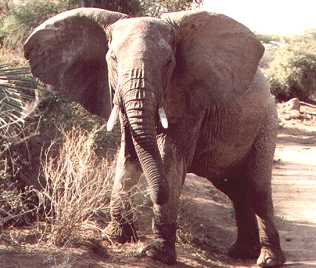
105 144 142 243
142 135 186 265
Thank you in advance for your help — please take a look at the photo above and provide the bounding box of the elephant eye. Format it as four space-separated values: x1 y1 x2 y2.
165 55 176 68
165 58 173 66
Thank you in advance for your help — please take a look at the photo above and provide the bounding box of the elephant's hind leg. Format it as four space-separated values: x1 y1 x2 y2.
212 176 260 259
247 109 285 267
105 146 142 243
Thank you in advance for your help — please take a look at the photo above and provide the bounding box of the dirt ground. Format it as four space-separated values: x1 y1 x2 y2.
0 100 315 268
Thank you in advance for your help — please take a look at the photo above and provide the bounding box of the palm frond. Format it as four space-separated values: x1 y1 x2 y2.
0 64 42 135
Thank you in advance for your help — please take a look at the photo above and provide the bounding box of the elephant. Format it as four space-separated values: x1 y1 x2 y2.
24 8 285 267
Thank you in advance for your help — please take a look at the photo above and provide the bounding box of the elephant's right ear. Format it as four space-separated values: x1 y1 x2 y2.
24 8 127 118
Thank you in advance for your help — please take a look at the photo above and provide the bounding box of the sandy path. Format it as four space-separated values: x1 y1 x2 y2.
272 129 316 267
174 125 316 268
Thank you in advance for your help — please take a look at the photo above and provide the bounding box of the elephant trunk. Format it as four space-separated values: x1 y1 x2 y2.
119 69 169 205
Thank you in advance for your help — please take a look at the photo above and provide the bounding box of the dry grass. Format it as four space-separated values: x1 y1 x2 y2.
1 117 150 250
0 61 42 228
37 126 114 246
0 47 26 66
0 109 150 251
0 182 37 228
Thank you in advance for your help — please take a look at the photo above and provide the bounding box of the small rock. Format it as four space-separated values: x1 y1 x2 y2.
282 98 301 112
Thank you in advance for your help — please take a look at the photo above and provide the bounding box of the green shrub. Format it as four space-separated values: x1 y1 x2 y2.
80 0 197 16
264 36 316 101
80 0 141 15
139 0 194 16
0 0 78 48
256 34 287 44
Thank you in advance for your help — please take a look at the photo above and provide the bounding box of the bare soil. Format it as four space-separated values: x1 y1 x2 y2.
1 101 315 268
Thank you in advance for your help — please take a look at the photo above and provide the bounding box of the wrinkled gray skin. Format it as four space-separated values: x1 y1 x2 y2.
24 8 285 268
105 17 285 268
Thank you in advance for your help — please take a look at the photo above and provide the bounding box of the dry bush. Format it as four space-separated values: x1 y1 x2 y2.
37 127 114 246
0 47 26 66
0 63 41 228
0 181 37 228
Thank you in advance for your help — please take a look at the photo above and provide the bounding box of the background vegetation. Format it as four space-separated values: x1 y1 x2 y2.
260 32 316 102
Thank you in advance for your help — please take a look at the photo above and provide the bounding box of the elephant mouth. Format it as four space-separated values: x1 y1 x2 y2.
106 79 168 132
106 104 168 132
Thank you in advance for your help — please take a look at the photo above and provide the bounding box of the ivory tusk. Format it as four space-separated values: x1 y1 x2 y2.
158 107 168 129
107 105 119 131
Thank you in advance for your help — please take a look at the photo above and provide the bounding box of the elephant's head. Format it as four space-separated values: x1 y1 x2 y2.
24 8 264 206
105 17 175 131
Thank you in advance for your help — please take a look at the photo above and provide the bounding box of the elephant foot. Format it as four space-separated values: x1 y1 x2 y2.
104 221 138 244
256 247 285 267
228 240 260 259
140 221 177 265
142 238 176 265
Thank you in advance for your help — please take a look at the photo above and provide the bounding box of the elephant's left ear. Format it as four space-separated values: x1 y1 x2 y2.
161 10 264 103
